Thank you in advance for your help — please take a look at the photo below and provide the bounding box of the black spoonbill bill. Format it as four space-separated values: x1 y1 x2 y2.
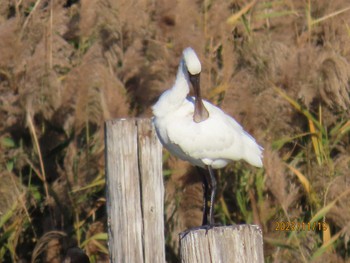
152 47 263 226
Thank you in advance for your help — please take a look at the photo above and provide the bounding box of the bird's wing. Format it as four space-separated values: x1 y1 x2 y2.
166 104 246 161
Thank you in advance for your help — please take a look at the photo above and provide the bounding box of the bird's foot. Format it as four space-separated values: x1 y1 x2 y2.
179 226 203 240
201 223 222 235
179 223 222 239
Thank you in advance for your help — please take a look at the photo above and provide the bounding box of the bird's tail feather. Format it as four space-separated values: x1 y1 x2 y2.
242 134 263 167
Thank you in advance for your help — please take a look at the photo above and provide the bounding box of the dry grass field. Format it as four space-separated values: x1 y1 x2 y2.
0 0 350 262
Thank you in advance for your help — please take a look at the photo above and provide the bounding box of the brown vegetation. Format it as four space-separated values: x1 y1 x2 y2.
0 0 349 262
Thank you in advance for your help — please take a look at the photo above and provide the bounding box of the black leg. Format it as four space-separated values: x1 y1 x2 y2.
207 165 217 226
197 167 208 226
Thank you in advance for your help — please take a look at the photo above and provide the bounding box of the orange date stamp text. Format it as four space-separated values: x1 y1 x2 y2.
273 221 328 231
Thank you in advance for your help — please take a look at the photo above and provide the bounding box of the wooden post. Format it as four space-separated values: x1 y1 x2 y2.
180 225 264 263
105 118 165 263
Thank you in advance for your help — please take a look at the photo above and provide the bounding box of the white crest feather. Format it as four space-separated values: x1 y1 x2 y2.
183 47 201 75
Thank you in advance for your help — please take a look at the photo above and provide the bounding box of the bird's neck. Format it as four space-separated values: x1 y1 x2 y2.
171 59 190 102
152 60 190 117
170 60 210 122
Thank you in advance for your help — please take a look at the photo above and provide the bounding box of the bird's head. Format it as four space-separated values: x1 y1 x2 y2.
182 47 209 122
183 47 201 75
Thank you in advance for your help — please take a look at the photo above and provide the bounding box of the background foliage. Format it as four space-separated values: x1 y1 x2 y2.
0 0 349 262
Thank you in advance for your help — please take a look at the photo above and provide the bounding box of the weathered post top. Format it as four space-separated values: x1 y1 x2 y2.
180 225 264 263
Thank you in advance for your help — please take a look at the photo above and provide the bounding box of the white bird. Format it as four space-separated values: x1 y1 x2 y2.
152 47 263 226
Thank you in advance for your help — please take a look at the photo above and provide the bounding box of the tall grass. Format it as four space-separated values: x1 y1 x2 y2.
1 0 350 262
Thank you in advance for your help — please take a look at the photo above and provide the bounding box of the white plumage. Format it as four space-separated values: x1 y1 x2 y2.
152 47 263 170
152 47 263 226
